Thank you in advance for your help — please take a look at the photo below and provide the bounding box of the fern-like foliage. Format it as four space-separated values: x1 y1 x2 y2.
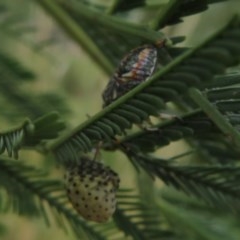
128 154 240 212
105 109 213 153
154 0 228 28
74 0 227 28
2 0 240 239
39 0 169 74
157 193 240 240
114 191 177 240
47 16 240 165
4 151 240 239
38 0 186 74
61 2 143 67
107 70 240 153
0 156 112 239
0 156 179 240
0 112 65 159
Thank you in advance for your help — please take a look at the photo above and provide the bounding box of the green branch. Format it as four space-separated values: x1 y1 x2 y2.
0 112 65 159
106 108 203 149
63 0 165 42
45 15 240 164
189 88 240 147
134 155 240 211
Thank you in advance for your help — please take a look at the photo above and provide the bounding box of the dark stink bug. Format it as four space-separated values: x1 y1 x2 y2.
102 39 171 107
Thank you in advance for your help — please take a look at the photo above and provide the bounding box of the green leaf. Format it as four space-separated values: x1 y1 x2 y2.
47 15 240 164
0 156 112 240
153 0 228 28
114 190 177 240
0 112 65 159
133 154 240 212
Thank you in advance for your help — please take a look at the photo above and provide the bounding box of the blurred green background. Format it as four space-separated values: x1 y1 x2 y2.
0 0 240 239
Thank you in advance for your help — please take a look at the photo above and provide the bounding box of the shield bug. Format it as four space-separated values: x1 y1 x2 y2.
102 39 171 107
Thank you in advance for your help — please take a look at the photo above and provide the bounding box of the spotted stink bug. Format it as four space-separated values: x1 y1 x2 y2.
65 158 120 223
102 39 170 107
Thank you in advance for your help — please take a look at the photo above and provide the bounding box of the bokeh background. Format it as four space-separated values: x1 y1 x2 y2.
0 0 239 239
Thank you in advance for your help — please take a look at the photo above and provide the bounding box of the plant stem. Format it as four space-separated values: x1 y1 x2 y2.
113 108 202 146
46 16 236 151
189 88 240 147
63 0 165 42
